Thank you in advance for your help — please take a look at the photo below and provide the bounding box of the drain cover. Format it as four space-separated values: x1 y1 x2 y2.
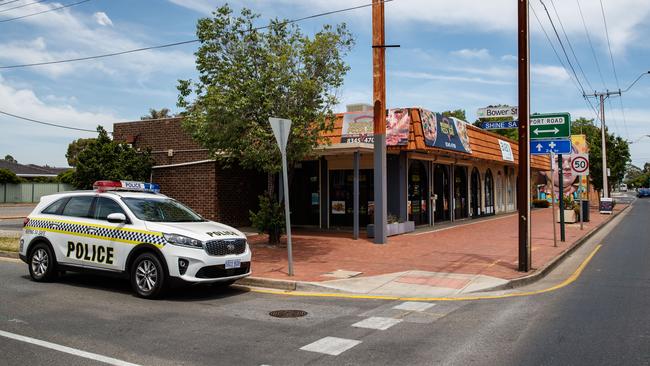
269 310 308 318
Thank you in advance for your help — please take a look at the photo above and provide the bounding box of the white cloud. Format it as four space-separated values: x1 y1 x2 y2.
393 71 511 86
501 54 517 62
531 65 571 84
451 48 490 60
93 12 113 26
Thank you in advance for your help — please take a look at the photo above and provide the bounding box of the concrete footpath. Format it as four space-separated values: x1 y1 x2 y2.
240 203 629 297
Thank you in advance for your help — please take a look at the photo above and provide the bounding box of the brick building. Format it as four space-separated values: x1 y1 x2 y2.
113 108 550 233
113 118 266 226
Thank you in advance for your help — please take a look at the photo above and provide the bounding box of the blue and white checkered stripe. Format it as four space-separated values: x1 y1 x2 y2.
27 218 166 246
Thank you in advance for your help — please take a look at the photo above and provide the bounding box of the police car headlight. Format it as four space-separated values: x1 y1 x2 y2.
163 233 203 248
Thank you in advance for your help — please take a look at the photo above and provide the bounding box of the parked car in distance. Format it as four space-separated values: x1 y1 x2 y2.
638 188 650 198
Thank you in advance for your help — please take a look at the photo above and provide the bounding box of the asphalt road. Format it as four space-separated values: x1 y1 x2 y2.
0 196 647 365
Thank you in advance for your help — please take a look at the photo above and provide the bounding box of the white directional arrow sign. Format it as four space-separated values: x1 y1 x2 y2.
533 127 560 136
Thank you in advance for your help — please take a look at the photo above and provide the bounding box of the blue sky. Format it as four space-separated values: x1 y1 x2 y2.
1 0 649 168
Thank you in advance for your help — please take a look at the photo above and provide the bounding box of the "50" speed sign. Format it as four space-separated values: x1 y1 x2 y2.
571 153 589 175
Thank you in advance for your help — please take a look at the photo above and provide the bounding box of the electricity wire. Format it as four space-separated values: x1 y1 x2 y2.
0 0 50 14
0 0 91 23
0 0 392 69
576 0 606 90
0 110 100 133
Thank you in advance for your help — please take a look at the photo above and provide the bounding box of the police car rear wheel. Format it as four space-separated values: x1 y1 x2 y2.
131 253 166 298
28 243 57 282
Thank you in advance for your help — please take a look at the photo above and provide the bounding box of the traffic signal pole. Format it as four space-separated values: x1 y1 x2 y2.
517 0 531 272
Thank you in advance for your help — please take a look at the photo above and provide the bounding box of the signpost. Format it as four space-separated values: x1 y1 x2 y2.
549 152 558 247
269 117 294 276
530 139 571 155
529 113 571 139
570 153 589 230
481 120 519 130
477 106 518 119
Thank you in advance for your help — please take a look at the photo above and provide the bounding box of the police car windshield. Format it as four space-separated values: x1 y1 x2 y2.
122 198 205 222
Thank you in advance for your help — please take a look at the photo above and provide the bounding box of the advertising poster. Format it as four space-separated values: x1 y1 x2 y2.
420 109 472 153
331 201 346 214
540 134 588 199
386 108 410 146
341 112 374 143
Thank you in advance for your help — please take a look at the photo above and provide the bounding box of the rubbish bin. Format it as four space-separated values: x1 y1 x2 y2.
580 199 590 222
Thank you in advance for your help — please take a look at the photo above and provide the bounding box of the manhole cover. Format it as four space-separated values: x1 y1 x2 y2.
269 310 308 318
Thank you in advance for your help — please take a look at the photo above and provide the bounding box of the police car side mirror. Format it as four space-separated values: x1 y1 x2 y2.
107 213 126 224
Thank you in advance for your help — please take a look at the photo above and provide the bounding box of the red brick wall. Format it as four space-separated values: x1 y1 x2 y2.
215 164 267 225
153 162 217 221
113 118 209 165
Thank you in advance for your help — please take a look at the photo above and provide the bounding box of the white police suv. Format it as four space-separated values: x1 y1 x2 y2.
19 181 252 298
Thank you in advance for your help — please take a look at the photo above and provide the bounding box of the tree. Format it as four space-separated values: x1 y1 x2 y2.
177 5 354 243
3 155 17 163
0 168 23 183
571 117 631 194
442 109 467 121
66 138 95 167
71 126 154 189
141 108 172 120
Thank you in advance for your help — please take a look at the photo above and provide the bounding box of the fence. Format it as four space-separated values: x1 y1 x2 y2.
0 183 74 203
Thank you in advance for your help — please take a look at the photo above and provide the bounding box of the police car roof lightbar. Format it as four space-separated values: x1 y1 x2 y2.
93 180 160 193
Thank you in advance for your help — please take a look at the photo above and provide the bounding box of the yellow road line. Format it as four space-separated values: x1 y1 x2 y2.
249 244 602 302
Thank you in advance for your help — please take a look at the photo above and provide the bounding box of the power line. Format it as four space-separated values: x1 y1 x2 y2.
599 0 630 140
575 0 606 90
0 110 99 133
0 0 50 14
0 0 23 6
534 1 601 123
0 0 91 23
549 0 593 91
0 0 392 69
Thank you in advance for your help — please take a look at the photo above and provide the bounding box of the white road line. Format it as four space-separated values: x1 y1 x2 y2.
393 301 436 312
351 317 402 330
300 336 362 356
0 330 141 366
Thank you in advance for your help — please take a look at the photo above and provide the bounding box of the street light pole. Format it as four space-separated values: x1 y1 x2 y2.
517 0 531 272
584 71 649 198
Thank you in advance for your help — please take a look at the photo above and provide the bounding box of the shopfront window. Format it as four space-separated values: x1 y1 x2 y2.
408 160 428 226
329 169 374 227
485 169 495 215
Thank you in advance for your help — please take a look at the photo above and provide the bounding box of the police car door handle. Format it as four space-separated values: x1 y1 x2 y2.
86 228 97 234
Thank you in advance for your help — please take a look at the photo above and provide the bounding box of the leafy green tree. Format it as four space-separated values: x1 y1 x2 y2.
56 169 76 185
177 5 353 243
141 108 172 120
3 155 17 163
0 168 23 183
66 138 95 167
71 126 154 189
442 109 467 121
571 117 630 194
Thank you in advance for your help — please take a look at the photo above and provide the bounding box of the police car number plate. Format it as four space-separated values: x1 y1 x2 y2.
225 259 241 269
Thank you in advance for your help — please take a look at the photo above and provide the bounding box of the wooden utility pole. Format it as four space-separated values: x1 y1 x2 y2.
372 0 388 244
517 0 531 271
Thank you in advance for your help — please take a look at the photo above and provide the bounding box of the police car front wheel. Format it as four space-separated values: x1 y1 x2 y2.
131 253 166 298
28 243 58 282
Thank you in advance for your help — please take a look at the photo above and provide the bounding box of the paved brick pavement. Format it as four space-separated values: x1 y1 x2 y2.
247 205 625 283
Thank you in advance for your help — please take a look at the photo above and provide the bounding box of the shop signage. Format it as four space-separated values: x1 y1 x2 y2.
477 106 518 119
530 138 571 155
386 108 410 146
570 153 589 175
420 109 472 154
481 120 518 130
498 139 514 161
341 112 374 143
530 113 571 139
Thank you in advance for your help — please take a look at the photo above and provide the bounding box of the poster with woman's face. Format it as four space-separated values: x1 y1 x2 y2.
540 134 587 197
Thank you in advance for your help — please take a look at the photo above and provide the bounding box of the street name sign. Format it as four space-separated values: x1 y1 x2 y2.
477 106 518 119
481 120 519 130
530 138 571 155
529 113 571 139
570 153 589 175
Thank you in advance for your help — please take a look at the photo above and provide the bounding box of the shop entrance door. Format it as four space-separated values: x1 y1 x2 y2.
485 169 495 215
470 168 481 218
454 166 469 219
433 164 450 222
290 161 320 225
408 160 428 226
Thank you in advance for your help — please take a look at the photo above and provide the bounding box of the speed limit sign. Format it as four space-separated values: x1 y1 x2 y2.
571 153 589 175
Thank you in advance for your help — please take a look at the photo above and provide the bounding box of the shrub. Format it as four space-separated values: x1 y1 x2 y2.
0 168 23 184
249 195 285 245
